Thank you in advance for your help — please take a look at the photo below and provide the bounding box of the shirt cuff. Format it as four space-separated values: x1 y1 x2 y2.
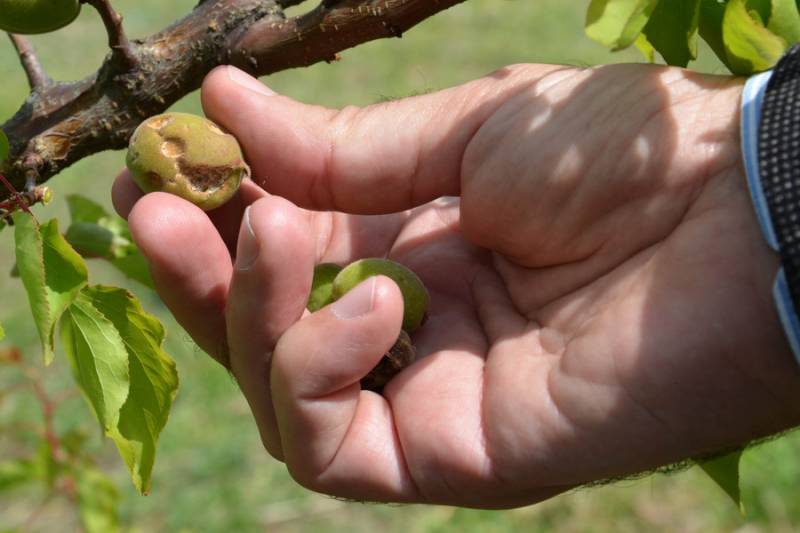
741 70 800 365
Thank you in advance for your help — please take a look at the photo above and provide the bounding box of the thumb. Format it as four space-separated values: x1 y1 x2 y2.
201 65 513 214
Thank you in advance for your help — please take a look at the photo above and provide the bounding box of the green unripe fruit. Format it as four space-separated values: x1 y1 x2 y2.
332 258 429 332
126 113 249 211
307 263 343 312
0 0 81 35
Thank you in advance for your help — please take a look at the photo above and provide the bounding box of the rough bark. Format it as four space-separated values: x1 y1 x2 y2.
0 0 467 199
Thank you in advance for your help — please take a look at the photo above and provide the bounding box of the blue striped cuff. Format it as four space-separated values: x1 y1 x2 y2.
741 70 800 366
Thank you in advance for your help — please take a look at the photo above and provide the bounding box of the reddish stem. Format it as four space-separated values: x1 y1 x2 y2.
19 365 66 464
0 173 31 215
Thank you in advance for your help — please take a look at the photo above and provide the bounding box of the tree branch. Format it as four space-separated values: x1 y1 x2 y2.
8 34 50 90
229 0 467 74
83 0 138 69
0 0 467 199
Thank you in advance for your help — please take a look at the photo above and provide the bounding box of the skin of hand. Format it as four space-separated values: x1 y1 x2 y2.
112 63 800 508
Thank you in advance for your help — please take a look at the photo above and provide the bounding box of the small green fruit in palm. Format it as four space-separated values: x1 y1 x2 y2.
332 258 429 332
0 0 81 35
126 113 249 211
307 263 343 312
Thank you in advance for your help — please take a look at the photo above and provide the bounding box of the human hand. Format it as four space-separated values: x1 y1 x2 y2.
113 63 800 508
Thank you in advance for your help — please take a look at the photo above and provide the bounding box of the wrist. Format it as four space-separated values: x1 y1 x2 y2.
679 77 800 439
707 163 800 436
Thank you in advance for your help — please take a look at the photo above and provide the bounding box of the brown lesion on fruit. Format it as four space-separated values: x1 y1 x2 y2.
176 161 239 193
145 171 163 188
161 138 186 157
148 115 173 130
361 330 416 393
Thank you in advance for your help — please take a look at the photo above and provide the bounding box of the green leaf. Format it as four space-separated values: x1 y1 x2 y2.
66 195 111 225
0 130 8 164
635 32 657 62
0 440 64 494
33 439 59 489
14 213 88 364
747 0 773 23
66 222 129 259
723 0 788 74
699 0 731 69
0 321 4 341
61 286 178 494
698 449 744 513
65 195 154 289
61 290 130 433
642 0 701 66
0 459 36 493
108 254 154 290
769 0 800 43
586 0 662 50
76 466 120 533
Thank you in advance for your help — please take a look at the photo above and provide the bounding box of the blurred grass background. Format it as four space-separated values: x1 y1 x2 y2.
1 0 799 531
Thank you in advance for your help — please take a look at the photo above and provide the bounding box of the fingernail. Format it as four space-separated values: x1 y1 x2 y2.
331 277 376 320
226 66 275 97
236 206 259 270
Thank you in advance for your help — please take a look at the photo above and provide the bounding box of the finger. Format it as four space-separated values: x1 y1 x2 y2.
201 65 527 214
202 178 267 254
127 193 232 366
111 169 143 219
271 276 419 502
225 195 316 460
112 169 267 254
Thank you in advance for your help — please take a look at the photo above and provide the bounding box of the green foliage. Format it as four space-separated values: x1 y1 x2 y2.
723 0 788 73
65 195 154 289
13 212 88 364
0 458 36 493
769 0 800 43
586 0 661 49
586 0 800 73
11 209 176 495
62 286 179 495
699 0 730 65
698 449 744 513
75 465 121 533
640 0 700 66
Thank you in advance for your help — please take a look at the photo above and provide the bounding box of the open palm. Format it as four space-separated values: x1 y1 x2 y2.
113 64 800 508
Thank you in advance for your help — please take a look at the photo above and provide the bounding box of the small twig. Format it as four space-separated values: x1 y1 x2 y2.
83 0 138 69
21 493 56 532
20 365 66 464
0 173 32 215
8 34 50 90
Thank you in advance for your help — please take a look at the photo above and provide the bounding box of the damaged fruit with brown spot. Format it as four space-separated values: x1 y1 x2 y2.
126 112 249 211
